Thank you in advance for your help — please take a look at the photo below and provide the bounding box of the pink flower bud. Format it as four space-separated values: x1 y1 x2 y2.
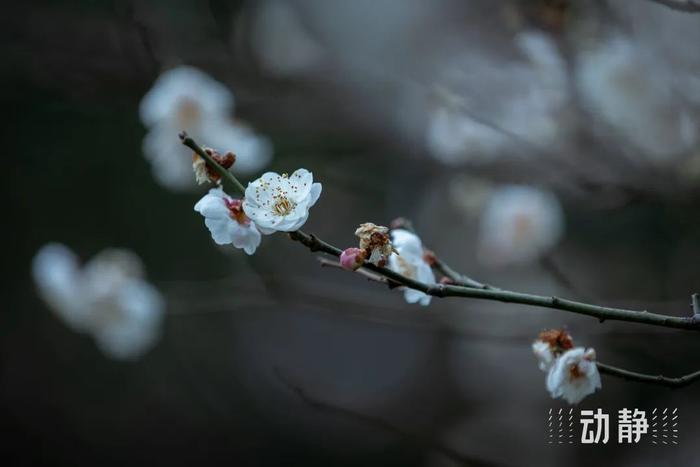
339 248 366 271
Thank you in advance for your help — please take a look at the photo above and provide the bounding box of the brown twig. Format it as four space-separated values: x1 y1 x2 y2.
288 230 700 332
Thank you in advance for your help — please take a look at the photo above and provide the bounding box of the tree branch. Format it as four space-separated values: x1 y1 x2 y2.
597 362 700 388
390 217 495 290
648 0 700 12
179 131 247 194
288 230 700 332
179 133 700 333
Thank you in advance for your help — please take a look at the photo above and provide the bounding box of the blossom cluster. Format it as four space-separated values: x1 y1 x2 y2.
195 169 322 255
532 329 601 404
32 244 164 360
339 224 437 306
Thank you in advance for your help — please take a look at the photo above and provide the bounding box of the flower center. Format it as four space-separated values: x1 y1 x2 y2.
395 255 416 279
272 197 295 216
176 98 201 127
568 363 584 381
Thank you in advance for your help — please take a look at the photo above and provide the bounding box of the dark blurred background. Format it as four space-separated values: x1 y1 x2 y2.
2 1 700 466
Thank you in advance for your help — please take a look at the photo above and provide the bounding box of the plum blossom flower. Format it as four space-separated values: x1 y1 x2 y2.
32 244 164 360
194 187 261 255
242 169 322 234
387 229 437 306
576 35 696 161
139 66 272 190
355 223 394 266
546 347 602 404
477 185 563 267
426 32 568 165
340 248 366 271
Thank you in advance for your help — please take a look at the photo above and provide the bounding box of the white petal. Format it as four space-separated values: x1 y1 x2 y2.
545 347 600 404
307 182 322 207
32 243 86 329
194 192 230 219
403 288 430 306
205 217 235 245
286 169 313 200
391 229 424 259
230 223 262 255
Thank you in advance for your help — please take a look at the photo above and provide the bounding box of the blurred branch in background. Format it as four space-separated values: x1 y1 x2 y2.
649 0 700 12
274 367 506 467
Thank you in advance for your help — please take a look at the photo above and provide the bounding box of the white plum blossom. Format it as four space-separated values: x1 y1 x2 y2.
576 35 697 161
426 32 568 165
477 185 563 267
242 169 322 234
139 66 272 190
388 229 436 306
546 347 602 404
194 187 261 255
532 340 556 372
32 244 164 360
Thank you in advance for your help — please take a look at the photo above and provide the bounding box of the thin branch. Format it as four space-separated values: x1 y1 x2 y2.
288 231 700 332
648 0 700 12
597 362 700 388
179 134 700 332
391 217 494 290
274 367 507 467
431 257 496 290
179 131 247 194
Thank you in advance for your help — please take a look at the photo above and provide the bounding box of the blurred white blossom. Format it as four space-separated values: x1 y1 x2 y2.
243 169 321 234
426 31 568 165
477 185 563 267
251 0 324 76
576 35 697 161
388 229 436 306
32 244 164 360
139 66 272 190
546 347 601 404
194 187 261 255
